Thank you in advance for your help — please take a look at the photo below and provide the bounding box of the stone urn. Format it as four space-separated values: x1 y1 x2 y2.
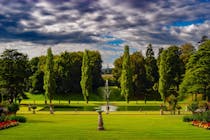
96 109 105 130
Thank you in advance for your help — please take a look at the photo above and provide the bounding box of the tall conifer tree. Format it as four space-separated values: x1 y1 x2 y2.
44 48 56 114
120 45 132 103
80 50 92 103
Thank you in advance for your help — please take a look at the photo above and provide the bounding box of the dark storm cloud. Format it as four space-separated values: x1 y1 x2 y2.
0 0 210 65
1 0 210 45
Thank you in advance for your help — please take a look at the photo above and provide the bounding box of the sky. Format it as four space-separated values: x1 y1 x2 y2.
0 0 210 67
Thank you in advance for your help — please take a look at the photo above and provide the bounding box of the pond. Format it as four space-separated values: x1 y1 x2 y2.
39 105 162 111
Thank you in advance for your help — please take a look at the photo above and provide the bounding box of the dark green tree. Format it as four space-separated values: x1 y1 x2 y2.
158 46 184 102
179 40 210 101
56 51 72 99
180 43 195 66
80 50 92 103
43 48 56 113
112 56 123 87
68 52 83 93
120 45 132 103
89 51 104 90
0 49 29 103
130 51 147 101
29 57 44 94
30 70 44 94
145 44 159 100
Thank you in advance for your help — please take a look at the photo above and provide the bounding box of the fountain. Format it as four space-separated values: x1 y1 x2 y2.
104 80 111 114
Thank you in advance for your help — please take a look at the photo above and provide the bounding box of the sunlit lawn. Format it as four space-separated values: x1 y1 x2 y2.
1 112 210 140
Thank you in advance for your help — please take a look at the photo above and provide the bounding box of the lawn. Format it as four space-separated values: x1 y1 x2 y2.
1 112 210 140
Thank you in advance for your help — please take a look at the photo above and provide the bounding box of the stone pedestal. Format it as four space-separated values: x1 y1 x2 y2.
160 109 164 115
96 110 104 130
50 104 54 114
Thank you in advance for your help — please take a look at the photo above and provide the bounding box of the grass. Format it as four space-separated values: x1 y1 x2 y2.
1 112 210 140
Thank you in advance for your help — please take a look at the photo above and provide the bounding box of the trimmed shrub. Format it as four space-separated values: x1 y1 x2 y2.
183 115 193 122
202 110 210 122
8 103 19 114
8 115 26 123
192 113 203 121
0 114 6 122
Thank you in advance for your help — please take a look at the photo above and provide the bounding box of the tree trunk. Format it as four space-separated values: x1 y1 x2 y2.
195 93 197 101
50 99 54 114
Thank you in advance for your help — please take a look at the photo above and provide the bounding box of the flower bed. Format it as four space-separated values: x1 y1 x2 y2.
183 110 210 130
0 120 19 130
192 121 210 129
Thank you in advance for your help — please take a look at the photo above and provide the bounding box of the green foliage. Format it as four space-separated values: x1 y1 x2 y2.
183 115 193 122
31 104 37 109
56 51 72 96
0 49 30 103
179 40 210 101
8 115 27 123
180 43 195 65
44 48 56 103
167 94 178 111
89 51 104 90
80 50 92 103
112 56 123 87
120 45 132 103
192 113 204 121
202 110 210 122
145 44 159 100
159 46 184 102
130 51 147 100
0 113 6 122
30 70 44 94
187 102 199 113
8 103 19 114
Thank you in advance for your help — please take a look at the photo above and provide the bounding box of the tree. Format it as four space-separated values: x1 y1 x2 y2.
43 48 56 114
179 40 210 101
180 43 195 66
29 57 44 94
68 52 83 93
80 50 92 103
157 47 163 68
56 51 72 100
112 56 123 87
145 44 159 100
30 70 44 94
158 46 184 102
89 51 104 90
130 51 147 101
0 49 29 104
120 45 132 103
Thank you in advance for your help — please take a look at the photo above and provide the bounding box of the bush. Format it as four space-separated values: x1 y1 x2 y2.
183 115 193 122
192 113 203 121
31 105 37 109
8 115 26 123
188 102 199 113
201 110 210 122
0 114 6 122
8 103 19 114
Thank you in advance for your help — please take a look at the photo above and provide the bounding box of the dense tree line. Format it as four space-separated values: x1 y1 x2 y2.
0 49 103 104
112 42 198 102
1 38 210 104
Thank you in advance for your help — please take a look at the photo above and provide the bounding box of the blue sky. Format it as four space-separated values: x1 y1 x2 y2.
0 0 210 67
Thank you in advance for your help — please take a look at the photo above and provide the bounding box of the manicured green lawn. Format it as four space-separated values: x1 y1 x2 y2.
1 112 210 140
